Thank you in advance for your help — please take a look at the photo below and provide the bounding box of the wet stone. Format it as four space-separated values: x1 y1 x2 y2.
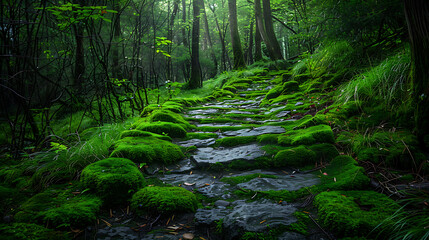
265 106 286 115
276 111 291 118
196 123 240 127
187 109 220 115
295 102 304 106
222 125 285 137
226 110 253 115
214 200 231 207
278 232 306 240
195 199 298 239
183 114 211 119
176 138 216 148
97 226 138 240
159 171 231 198
190 144 265 167
235 171 320 191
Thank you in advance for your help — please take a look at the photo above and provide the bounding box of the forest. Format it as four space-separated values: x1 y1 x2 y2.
0 0 428 239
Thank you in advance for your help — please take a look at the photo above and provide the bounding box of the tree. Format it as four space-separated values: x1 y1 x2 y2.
262 0 283 60
404 0 429 140
201 0 218 77
228 0 246 69
189 0 203 89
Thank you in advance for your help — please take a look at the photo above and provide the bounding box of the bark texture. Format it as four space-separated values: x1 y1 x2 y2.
189 0 203 89
228 0 246 69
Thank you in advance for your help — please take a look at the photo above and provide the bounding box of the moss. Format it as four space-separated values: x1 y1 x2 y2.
223 85 237 93
147 109 193 129
320 155 370 190
286 211 311 235
211 89 235 99
293 73 312 83
265 85 283 100
184 132 219 140
119 130 172 141
278 125 335 146
314 190 400 237
141 102 184 116
80 158 144 205
221 173 278 185
257 134 280 144
215 135 257 147
136 121 187 138
15 186 102 228
273 145 317 167
131 186 197 215
0 223 70 240
197 126 254 132
308 143 339 162
110 137 184 164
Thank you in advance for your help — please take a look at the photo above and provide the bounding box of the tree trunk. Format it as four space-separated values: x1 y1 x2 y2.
112 1 121 79
167 0 179 81
262 0 283 60
228 0 246 69
255 15 263 61
404 0 429 140
182 0 190 80
209 5 228 72
254 0 275 60
73 23 85 91
247 20 254 65
202 0 218 77
189 0 203 89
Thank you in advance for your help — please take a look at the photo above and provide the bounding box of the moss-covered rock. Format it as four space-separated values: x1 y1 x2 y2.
223 85 237 93
273 145 316 167
14 186 102 228
0 223 70 240
314 190 400 237
320 155 370 190
80 158 144 205
131 186 197 215
110 137 184 164
278 125 335 146
309 143 339 162
119 130 172 141
141 102 184 116
147 109 192 129
136 121 187 138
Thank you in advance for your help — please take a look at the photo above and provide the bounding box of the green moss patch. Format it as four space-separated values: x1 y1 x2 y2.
278 125 334 146
314 190 400 237
274 145 316 167
147 109 192 129
110 137 184 164
136 121 187 138
15 186 102 228
309 143 339 162
221 173 278 185
131 186 197 215
320 155 370 190
0 223 70 240
120 130 172 141
184 132 219 140
80 158 144 205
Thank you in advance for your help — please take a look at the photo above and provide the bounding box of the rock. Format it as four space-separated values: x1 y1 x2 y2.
295 102 304 106
223 126 285 137
235 172 319 191
278 231 306 240
226 110 253 115
187 109 219 115
214 200 231 207
190 144 265 167
176 138 216 147
276 111 291 118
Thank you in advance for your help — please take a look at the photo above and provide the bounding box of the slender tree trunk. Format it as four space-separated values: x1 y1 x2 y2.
210 5 228 72
112 1 121 79
247 20 254 64
167 0 179 81
255 15 263 61
189 0 202 89
73 24 85 91
262 0 283 60
255 0 275 59
228 0 246 69
404 0 429 141
202 0 218 77
182 0 190 80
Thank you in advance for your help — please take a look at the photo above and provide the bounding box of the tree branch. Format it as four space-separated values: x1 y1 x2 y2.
272 15 297 34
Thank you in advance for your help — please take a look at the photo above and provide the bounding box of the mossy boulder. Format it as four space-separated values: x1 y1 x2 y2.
110 137 184 164
265 81 300 100
215 135 257 147
321 155 370 190
314 190 400 237
273 145 316 167
119 130 172 141
293 73 312 83
278 124 335 146
80 158 144 205
309 143 339 162
14 187 102 228
0 223 70 240
136 121 187 138
131 186 198 215
223 86 237 93
141 102 184 116
147 109 192 129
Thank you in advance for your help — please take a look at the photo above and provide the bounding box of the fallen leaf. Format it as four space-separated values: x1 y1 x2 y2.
167 226 181 231
184 182 195 186
303 211 310 214
333 177 337 182
100 219 112 227
190 171 193 175
260 220 267 224
323 172 328 176
183 233 195 240
282 170 289 175
168 232 179 235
